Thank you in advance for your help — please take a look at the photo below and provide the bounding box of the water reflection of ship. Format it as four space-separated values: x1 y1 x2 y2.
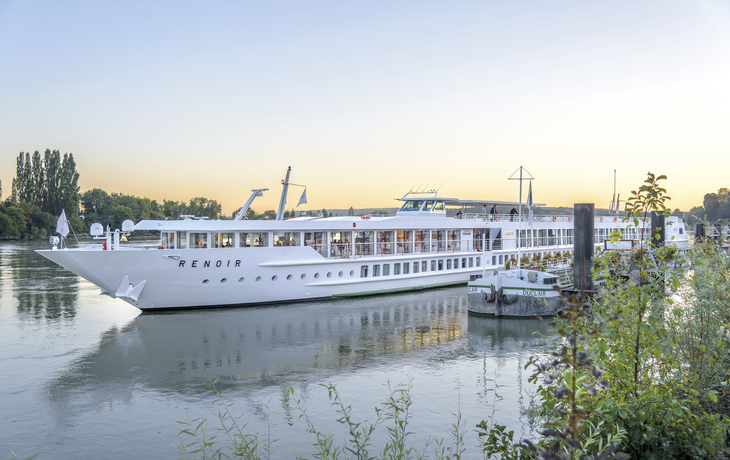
467 314 552 354
467 314 553 439
47 291 469 396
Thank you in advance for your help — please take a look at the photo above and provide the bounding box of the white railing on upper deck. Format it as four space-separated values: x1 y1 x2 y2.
456 214 574 223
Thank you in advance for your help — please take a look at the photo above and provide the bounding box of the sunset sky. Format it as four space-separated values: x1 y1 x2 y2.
1 1 729 215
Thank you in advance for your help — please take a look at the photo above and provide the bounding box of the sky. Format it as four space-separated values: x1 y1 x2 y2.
1 1 729 215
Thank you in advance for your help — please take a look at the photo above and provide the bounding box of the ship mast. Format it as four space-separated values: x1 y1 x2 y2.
276 166 292 221
508 166 534 274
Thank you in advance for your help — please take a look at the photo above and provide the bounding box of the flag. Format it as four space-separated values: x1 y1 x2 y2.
297 188 307 207
527 182 533 222
56 209 69 237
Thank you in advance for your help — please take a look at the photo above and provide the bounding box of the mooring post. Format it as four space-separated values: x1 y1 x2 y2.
573 204 594 292
695 223 705 243
650 212 665 247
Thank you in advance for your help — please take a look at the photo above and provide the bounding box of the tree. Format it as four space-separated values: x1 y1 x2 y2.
348 206 355 216
109 205 135 227
58 153 80 214
187 197 221 219
81 188 112 215
43 149 61 215
704 192 720 222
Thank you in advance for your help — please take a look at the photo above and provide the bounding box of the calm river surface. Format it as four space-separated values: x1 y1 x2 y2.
1 240 553 459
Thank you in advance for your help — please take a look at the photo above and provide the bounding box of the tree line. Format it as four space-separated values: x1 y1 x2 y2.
1 149 348 239
0 150 226 239
682 187 730 226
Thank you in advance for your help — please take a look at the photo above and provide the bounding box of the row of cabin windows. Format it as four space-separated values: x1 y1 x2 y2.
161 229 469 252
519 229 574 247
360 257 480 278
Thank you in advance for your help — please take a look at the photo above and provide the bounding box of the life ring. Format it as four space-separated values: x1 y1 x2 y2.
600 217 603 222
614 217 617 222
552 215 557 222
568 215 573 222
361 215 371 219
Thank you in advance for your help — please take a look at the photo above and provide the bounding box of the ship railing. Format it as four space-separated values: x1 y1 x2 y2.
341 239 480 258
457 214 574 223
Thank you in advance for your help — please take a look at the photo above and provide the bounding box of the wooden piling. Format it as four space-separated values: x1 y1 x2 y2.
573 204 594 292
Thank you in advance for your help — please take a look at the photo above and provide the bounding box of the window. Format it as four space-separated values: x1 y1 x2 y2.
399 200 424 212
431 260 436 271
447 259 452 269
548 229 558 246
394 263 401 275
413 262 419 273
177 231 187 249
462 258 467 268
304 232 325 256
422 261 427 272
396 231 412 254
191 232 208 248
329 231 352 257
403 262 409 274
383 264 390 276
469 257 473 267
431 230 446 252
373 265 380 277
273 232 300 247
377 231 394 255
354 231 374 256
492 256 497 265
241 232 267 247
414 230 429 253
520 229 528 248
161 232 175 249
360 265 368 278
499 255 503 264
447 230 460 251
476 257 480 267
213 232 235 248
438 260 444 270
433 202 444 211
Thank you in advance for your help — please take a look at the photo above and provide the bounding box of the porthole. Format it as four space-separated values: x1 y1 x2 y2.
314 273 320 279
349 270 355 277
238 277 245 283
327 272 332 278
255 276 262 282
272 275 278 281
338 271 344 277
221 278 228 284
301 273 306 279
287 274 292 280
202 279 210 285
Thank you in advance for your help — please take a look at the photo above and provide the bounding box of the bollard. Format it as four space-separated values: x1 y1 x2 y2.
573 204 594 292
650 212 665 247
695 223 705 243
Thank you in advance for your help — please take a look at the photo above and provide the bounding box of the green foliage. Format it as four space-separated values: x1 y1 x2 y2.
11 149 80 215
348 206 355 216
479 172 730 460
179 379 470 460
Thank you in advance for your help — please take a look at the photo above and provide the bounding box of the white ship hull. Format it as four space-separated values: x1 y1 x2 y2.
37 191 689 311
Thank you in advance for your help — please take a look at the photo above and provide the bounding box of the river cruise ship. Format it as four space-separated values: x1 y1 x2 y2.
36 189 688 311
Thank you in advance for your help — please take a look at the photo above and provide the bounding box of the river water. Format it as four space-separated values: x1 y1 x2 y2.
0 240 552 460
